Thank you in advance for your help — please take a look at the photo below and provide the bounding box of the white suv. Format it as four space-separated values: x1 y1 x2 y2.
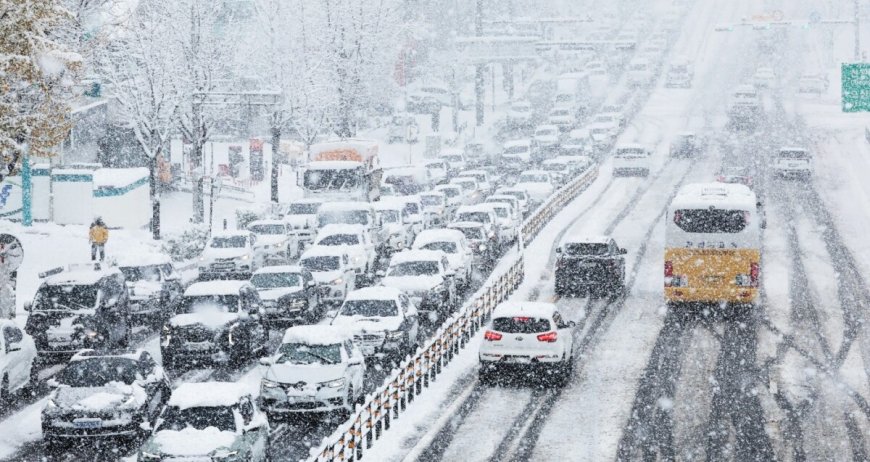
773 147 812 178
479 302 575 385
198 231 265 278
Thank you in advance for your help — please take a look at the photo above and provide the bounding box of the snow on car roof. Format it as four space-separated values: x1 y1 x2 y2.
374 200 405 211
301 245 349 258
448 221 485 229
70 348 146 362
43 263 122 286
389 249 446 264
168 382 251 410
281 324 353 346
253 265 304 275
492 301 557 319
211 230 251 239
413 229 466 246
248 219 286 227
114 252 171 268
317 224 366 236
318 201 374 212
184 280 249 297
561 235 611 245
671 182 756 210
457 204 496 214
615 143 646 150
503 139 532 148
345 286 402 302
439 148 464 156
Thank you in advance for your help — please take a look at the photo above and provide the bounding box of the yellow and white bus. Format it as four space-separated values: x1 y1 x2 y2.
664 182 762 305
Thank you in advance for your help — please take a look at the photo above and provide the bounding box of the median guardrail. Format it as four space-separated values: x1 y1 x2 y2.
307 162 600 462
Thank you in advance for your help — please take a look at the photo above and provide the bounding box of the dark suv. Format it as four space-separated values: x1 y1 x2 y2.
555 237 627 297
160 280 267 369
25 263 131 359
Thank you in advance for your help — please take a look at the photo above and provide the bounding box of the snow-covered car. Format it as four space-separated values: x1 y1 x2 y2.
773 147 812 178
665 59 693 88
485 194 522 225
316 202 386 257
486 201 520 245
716 165 754 189
728 84 762 123
479 302 576 385
669 132 705 158
313 224 378 281
387 113 419 143
752 66 775 89
534 124 562 154
390 195 427 233
0 320 36 400
282 199 322 251
557 155 594 178
198 231 265 279
507 100 534 127
42 349 170 449
438 148 467 174
798 74 829 94
330 287 420 360
562 128 594 156
592 111 625 130
515 170 556 205
379 250 458 322
454 205 502 247
250 266 323 327
259 325 365 418
137 382 269 461
555 236 627 296
547 108 576 132
25 263 131 358
447 222 498 270
412 229 474 289
374 200 413 255
627 58 655 87
420 191 450 227
495 187 531 216
449 177 485 206
382 166 433 195
542 158 573 185
433 184 465 212
588 123 617 151
456 169 495 195
299 246 357 305
117 253 183 327
407 84 451 113
613 144 652 177
423 159 449 185
501 139 533 168
248 219 297 263
160 280 267 369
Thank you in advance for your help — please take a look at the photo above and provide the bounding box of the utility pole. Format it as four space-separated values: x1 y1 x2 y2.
475 0 485 126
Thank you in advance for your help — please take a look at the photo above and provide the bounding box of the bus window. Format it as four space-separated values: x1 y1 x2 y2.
673 209 747 233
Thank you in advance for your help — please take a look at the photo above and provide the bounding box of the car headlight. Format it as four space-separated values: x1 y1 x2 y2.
228 324 239 345
211 449 239 460
386 330 405 340
199 256 206 262
261 378 280 389
331 278 343 285
139 451 162 461
352 256 361 263
479 244 487 251
242 254 250 260
320 378 346 389
272 243 283 249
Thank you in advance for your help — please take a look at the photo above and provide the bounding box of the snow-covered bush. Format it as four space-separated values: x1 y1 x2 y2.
161 225 209 262
235 208 264 230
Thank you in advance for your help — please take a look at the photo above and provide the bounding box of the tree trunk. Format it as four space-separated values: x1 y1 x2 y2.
192 141 204 223
271 126 280 204
149 155 161 240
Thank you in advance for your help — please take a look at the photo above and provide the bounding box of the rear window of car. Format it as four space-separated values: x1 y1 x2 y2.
564 243 609 256
674 209 747 233
492 316 551 334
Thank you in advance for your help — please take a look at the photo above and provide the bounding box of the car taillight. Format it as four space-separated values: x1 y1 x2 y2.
537 331 558 342
484 331 503 341
750 262 759 287
716 175 725 182
673 210 682 224
664 261 673 278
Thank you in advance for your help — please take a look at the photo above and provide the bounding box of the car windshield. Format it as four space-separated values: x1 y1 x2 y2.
288 203 320 215
276 343 341 365
734 92 756 99
504 145 529 154
176 295 239 314
160 406 236 433
591 127 609 135
501 191 525 202
544 163 567 171
388 260 440 276
35 284 98 311
438 188 460 198
318 234 360 246
442 155 463 163
249 224 285 235
318 210 370 227
536 128 557 136
512 105 530 112
519 174 549 183
301 256 340 272
492 207 508 218
378 210 401 223
457 212 491 223
340 299 398 317
210 236 246 248
120 265 162 283
453 227 483 240
421 195 442 206
630 63 647 70
57 358 138 387
404 202 420 215
565 243 609 256
492 316 551 334
595 115 613 123
250 272 302 289
419 241 458 254
674 209 748 233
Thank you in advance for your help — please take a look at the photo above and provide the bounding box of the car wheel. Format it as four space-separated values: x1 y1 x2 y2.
28 364 39 393
478 364 495 386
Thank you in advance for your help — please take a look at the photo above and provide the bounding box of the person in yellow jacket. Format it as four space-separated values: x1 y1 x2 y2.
89 217 109 261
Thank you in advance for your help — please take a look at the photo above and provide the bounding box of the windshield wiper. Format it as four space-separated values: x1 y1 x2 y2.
305 351 337 364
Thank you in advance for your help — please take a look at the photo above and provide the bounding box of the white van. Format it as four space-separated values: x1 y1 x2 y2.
772 147 812 178
613 144 652 177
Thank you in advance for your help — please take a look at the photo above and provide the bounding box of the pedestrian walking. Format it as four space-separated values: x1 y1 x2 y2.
89 217 108 261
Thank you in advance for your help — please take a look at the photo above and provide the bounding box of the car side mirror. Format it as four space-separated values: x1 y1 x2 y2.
307 280 317 288
23 302 31 312
348 358 363 366
619 248 628 255
555 247 562 253
258 357 274 367
444 270 456 277
376 270 386 277
6 343 20 354
47 378 60 388
568 321 577 328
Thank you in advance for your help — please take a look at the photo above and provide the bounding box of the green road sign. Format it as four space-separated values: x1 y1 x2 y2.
842 63 870 112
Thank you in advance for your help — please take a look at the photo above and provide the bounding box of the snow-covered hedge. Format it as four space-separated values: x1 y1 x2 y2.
161 225 209 262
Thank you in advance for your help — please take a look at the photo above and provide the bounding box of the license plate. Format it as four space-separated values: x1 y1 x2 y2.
74 419 102 429
504 356 530 364
185 341 211 351
286 395 313 403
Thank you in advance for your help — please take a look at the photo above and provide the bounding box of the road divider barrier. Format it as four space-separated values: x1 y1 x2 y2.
307 162 600 462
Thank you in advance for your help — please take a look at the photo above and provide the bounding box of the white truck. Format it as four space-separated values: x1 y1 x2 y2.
299 139 383 202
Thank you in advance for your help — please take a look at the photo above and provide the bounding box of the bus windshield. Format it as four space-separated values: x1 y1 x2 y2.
304 168 361 191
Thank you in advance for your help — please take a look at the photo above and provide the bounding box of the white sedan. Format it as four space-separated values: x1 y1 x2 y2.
515 170 556 205
0 320 36 399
